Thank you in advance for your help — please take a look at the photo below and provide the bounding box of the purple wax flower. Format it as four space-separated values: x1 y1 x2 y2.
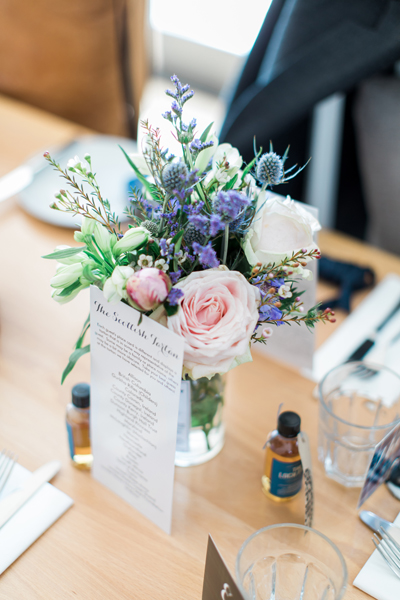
188 214 209 236
212 190 250 224
170 269 183 284
209 214 224 236
192 242 219 269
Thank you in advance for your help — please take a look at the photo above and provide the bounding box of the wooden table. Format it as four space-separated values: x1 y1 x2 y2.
1 94 400 599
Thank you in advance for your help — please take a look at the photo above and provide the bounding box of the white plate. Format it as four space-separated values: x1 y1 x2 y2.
19 135 138 228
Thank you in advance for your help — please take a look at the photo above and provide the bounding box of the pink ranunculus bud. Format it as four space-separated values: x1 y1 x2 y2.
126 267 172 312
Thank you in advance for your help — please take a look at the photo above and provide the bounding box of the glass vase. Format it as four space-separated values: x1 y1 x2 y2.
175 374 225 467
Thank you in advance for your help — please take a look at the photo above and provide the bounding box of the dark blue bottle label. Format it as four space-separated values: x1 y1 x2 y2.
270 458 303 497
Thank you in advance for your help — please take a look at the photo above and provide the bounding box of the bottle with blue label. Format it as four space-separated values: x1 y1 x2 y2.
262 411 302 502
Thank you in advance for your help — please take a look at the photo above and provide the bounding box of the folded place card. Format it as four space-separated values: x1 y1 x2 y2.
90 286 184 534
353 512 400 600
202 535 244 600
0 462 73 575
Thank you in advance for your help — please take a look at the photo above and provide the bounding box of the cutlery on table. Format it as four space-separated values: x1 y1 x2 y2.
0 450 18 494
372 526 400 579
347 299 400 362
0 460 61 529
359 510 393 534
0 141 75 203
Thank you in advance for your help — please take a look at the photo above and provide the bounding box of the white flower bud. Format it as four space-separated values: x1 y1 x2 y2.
113 227 149 256
50 263 83 289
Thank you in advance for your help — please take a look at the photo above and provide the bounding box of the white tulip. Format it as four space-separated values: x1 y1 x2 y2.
103 266 134 303
113 227 149 256
50 263 83 289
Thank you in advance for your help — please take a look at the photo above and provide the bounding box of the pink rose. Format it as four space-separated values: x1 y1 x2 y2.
126 268 171 312
164 269 260 380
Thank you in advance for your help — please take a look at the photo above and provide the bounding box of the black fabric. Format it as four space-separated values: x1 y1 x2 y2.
220 0 400 163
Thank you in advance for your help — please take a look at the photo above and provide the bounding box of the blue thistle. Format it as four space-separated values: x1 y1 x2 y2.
256 152 284 185
162 161 188 194
141 220 158 236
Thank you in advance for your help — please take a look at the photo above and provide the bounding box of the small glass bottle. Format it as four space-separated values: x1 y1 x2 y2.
262 410 302 502
66 383 93 470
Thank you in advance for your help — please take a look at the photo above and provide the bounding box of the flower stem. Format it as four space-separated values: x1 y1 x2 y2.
222 224 229 265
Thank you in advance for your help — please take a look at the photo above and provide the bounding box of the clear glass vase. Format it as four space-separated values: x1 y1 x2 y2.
175 374 225 467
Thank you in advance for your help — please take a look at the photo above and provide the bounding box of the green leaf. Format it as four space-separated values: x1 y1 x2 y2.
82 264 101 283
75 314 90 349
164 302 179 317
119 146 157 199
199 121 214 143
171 229 184 255
222 174 238 191
61 344 90 384
42 247 85 260
59 280 82 297
241 147 263 181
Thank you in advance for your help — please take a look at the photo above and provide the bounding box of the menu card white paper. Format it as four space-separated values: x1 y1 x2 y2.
90 286 184 534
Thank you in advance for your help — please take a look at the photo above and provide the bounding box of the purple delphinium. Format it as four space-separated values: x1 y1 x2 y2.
270 277 285 288
160 239 175 261
167 288 184 306
192 242 219 269
258 304 283 322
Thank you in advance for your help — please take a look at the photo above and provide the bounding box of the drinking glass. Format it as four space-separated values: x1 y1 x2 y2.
318 362 400 487
236 524 347 600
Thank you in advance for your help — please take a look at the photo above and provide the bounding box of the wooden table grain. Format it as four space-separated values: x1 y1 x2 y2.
1 94 400 599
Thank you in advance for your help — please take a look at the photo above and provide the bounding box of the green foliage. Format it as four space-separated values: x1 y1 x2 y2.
42 247 85 260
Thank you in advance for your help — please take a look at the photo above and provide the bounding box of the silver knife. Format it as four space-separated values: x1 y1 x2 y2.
359 510 394 534
0 460 61 528
0 141 76 203
347 299 400 362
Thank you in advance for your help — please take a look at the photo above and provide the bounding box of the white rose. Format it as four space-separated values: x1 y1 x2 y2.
243 192 320 270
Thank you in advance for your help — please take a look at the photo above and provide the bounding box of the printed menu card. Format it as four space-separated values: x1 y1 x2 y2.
90 285 184 534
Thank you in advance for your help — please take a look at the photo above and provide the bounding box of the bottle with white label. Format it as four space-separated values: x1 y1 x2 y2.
262 411 302 502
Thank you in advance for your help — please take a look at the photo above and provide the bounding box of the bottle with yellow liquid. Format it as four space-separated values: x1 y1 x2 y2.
66 383 93 470
262 411 302 502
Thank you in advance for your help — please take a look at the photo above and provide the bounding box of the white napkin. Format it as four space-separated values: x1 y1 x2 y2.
0 462 73 574
353 512 400 599
306 274 400 382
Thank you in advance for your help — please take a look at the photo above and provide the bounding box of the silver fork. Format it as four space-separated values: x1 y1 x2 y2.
372 526 400 578
0 449 18 495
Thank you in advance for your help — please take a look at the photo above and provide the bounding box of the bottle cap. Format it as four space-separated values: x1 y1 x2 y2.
72 383 90 408
277 411 301 438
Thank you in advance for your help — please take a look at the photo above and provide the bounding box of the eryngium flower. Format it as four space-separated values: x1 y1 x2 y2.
141 220 159 236
162 161 188 194
256 152 284 185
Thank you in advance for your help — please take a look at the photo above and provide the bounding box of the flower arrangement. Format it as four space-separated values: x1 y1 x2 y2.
43 75 335 384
